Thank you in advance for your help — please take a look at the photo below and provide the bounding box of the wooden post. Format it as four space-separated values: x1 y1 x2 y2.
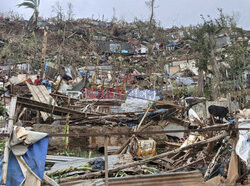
104 135 109 186
115 121 155 154
65 114 70 151
41 29 48 79
227 93 232 114
135 102 153 131
1 96 17 185
36 110 40 124
203 101 207 119
3 78 5 106
54 76 63 94
226 118 239 184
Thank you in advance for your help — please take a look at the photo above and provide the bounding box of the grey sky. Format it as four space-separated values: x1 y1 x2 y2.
0 0 249 29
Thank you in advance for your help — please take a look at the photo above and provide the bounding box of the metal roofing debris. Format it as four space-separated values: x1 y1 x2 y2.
26 83 57 121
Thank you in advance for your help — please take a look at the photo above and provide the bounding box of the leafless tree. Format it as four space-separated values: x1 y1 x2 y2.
67 2 74 21
51 1 65 23
112 7 117 22
145 0 158 24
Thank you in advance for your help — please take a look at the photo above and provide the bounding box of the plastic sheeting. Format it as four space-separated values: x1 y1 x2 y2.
0 136 49 186
117 88 161 113
175 77 196 86
188 108 201 122
236 121 250 166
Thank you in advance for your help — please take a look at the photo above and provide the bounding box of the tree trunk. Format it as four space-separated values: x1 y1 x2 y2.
41 29 48 79
35 10 39 26
149 0 155 24
209 42 220 100
198 69 204 96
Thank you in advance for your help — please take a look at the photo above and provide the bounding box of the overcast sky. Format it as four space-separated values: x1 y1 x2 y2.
0 0 249 29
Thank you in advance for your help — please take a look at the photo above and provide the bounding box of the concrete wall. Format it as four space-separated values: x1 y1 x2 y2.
192 100 239 119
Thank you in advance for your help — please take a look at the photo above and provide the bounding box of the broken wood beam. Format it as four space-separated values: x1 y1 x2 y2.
1 96 17 185
104 135 109 186
165 141 182 147
16 96 97 117
115 120 155 154
59 131 229 183
166 158 205 173
54 76 63 94
204 144 225 180
43 174 59 186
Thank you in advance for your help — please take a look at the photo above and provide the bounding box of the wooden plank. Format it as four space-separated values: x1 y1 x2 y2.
16 96 85 117
1 96 17 185
37 85 50 103
26 83 58 121
27 83 49 120
39 85 57 105
104 135 109 186
29 84 47 103
115 121 155 154
41 29 47 78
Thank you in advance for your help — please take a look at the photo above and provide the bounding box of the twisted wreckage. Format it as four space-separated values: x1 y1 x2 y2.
0 17 249 186
0 71 249 186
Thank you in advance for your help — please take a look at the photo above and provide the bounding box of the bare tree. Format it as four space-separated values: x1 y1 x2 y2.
112 7 117 22
67 2 74 21
51 1 65 23
145 0 157 24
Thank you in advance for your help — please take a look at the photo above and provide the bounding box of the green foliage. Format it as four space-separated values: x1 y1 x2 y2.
0 103 7 116
172 86 194 99
86 82 93 87
185 9 248 99
143 168 157 174
185 13 220 72
204 86 211 99
0 140 5 152
18 0 40 24
225 28 250 90
115 171 128 177
47 162 92 178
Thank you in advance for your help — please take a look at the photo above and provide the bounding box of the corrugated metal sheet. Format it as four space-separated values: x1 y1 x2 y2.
60 171 205 186
26 83 57 121
108 171 205 186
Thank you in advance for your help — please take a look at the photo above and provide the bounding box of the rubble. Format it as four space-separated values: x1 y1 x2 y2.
0 12 249 186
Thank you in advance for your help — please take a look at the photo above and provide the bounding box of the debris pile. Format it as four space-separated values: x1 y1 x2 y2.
0 15 249 186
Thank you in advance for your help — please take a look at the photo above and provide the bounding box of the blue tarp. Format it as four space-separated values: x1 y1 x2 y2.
44 61 49 72
176 77 196 86
0 136 49 186
78 72 89 77
138 109 169 118
120 109 169 127
121 50 129 53
167 42 178 47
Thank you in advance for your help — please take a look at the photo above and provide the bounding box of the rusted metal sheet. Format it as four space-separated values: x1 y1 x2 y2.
60 171 205 186
108 171 205 186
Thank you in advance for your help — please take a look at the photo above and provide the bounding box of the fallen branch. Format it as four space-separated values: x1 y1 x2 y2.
59 131 229 183
166 158 205 173
204 144 225 180
43 174 59 186
47 164 92 177
115 120 155 154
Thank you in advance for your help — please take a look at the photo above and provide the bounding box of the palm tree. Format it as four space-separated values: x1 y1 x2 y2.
18 0 40 25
